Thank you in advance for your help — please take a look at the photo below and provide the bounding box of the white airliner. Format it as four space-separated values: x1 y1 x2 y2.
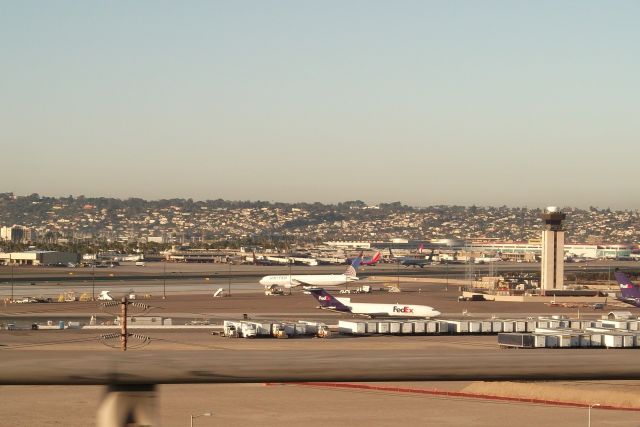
308 288 441 318
259 259 360 289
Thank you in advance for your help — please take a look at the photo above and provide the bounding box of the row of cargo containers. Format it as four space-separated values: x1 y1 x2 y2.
340 319 640 336
499 332 640 348
536 318 640 332
223 320 326 338
338 319 538 335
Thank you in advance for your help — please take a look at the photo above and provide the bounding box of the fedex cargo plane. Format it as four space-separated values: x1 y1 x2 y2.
307 288 440 319
259 258 361 289
614 271 640 307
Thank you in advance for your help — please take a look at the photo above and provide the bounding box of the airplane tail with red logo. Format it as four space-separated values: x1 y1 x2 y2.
371 251 381 264
308 288 351 312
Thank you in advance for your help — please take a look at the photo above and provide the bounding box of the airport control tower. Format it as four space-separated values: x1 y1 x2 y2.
540 207 566 295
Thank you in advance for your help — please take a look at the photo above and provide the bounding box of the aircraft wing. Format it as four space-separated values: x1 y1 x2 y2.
292 279 316 287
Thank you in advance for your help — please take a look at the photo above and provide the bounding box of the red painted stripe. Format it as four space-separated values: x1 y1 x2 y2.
265 382 640 412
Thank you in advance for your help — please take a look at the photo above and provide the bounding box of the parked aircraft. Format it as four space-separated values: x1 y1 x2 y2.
259 258 361 289
473 254 503 264
401 249 436 268
307 288 440 318
614 271 640 307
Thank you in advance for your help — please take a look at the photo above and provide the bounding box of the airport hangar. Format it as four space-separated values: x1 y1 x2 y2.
0 250 79 266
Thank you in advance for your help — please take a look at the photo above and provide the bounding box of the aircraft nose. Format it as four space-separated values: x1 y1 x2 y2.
431 310 441 318
259 278 266 286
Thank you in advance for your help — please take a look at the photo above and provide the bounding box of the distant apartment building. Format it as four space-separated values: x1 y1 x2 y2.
0 225 37 243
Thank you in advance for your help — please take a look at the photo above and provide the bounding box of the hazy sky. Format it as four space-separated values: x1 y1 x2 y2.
2 1 638 208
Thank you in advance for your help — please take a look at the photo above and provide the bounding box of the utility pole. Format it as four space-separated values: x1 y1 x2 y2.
227 261 231 296
9 253 14 301
120 296 128 352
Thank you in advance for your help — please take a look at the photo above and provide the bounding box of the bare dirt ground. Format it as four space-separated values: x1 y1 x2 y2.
0 382 638 427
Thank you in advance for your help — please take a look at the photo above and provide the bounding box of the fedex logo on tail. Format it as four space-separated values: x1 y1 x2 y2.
318 295 331 301
393 306 414 313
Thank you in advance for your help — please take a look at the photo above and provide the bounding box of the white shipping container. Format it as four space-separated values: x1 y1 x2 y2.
525 320 536 332
623 334 634 348
491 321 503 333
602 321 628 330
468 321 481 333
412 321 426 334
533 334 546 348
448 320 469 333
558 335 573 348
436 321 450 334
480 321 492 333
389 322 401 334
628 321 640 331
589 334 602 347
502 321 514 333
378 322 390 334
603 334 623 348
536 320 549 328
365 322 378 334
401 322 413 334
425 321 438 334
339 321 366 335
514 321 526 332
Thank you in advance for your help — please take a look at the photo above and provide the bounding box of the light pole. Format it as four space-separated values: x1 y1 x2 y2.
190 411 212 427
10 253 14 302
588 403 600 427
227 260 231 296
163 259 167 300
92 263 95 301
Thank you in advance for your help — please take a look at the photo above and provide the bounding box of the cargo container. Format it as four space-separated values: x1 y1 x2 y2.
447 320 469 333
628 321 640 331
411 321 426 334
401 322 413 334
498 333 535 348
601 321 628 330
480 321 492 333
436 321 450 334
603 334 623 348
537 320 549 328
491 321 503 333
468 321 481 333
589 333 602 347
502 321 514 333
377 322 390 334
578 334 591 348
544 334 559 348
339 321 366 335
365 322 378 334
426 320 439 334
525 320 536 332
533 334 547 347
514 320 527 332
389 322 401 334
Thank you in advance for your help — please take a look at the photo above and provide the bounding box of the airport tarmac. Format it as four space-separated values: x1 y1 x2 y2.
1 262 639 426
